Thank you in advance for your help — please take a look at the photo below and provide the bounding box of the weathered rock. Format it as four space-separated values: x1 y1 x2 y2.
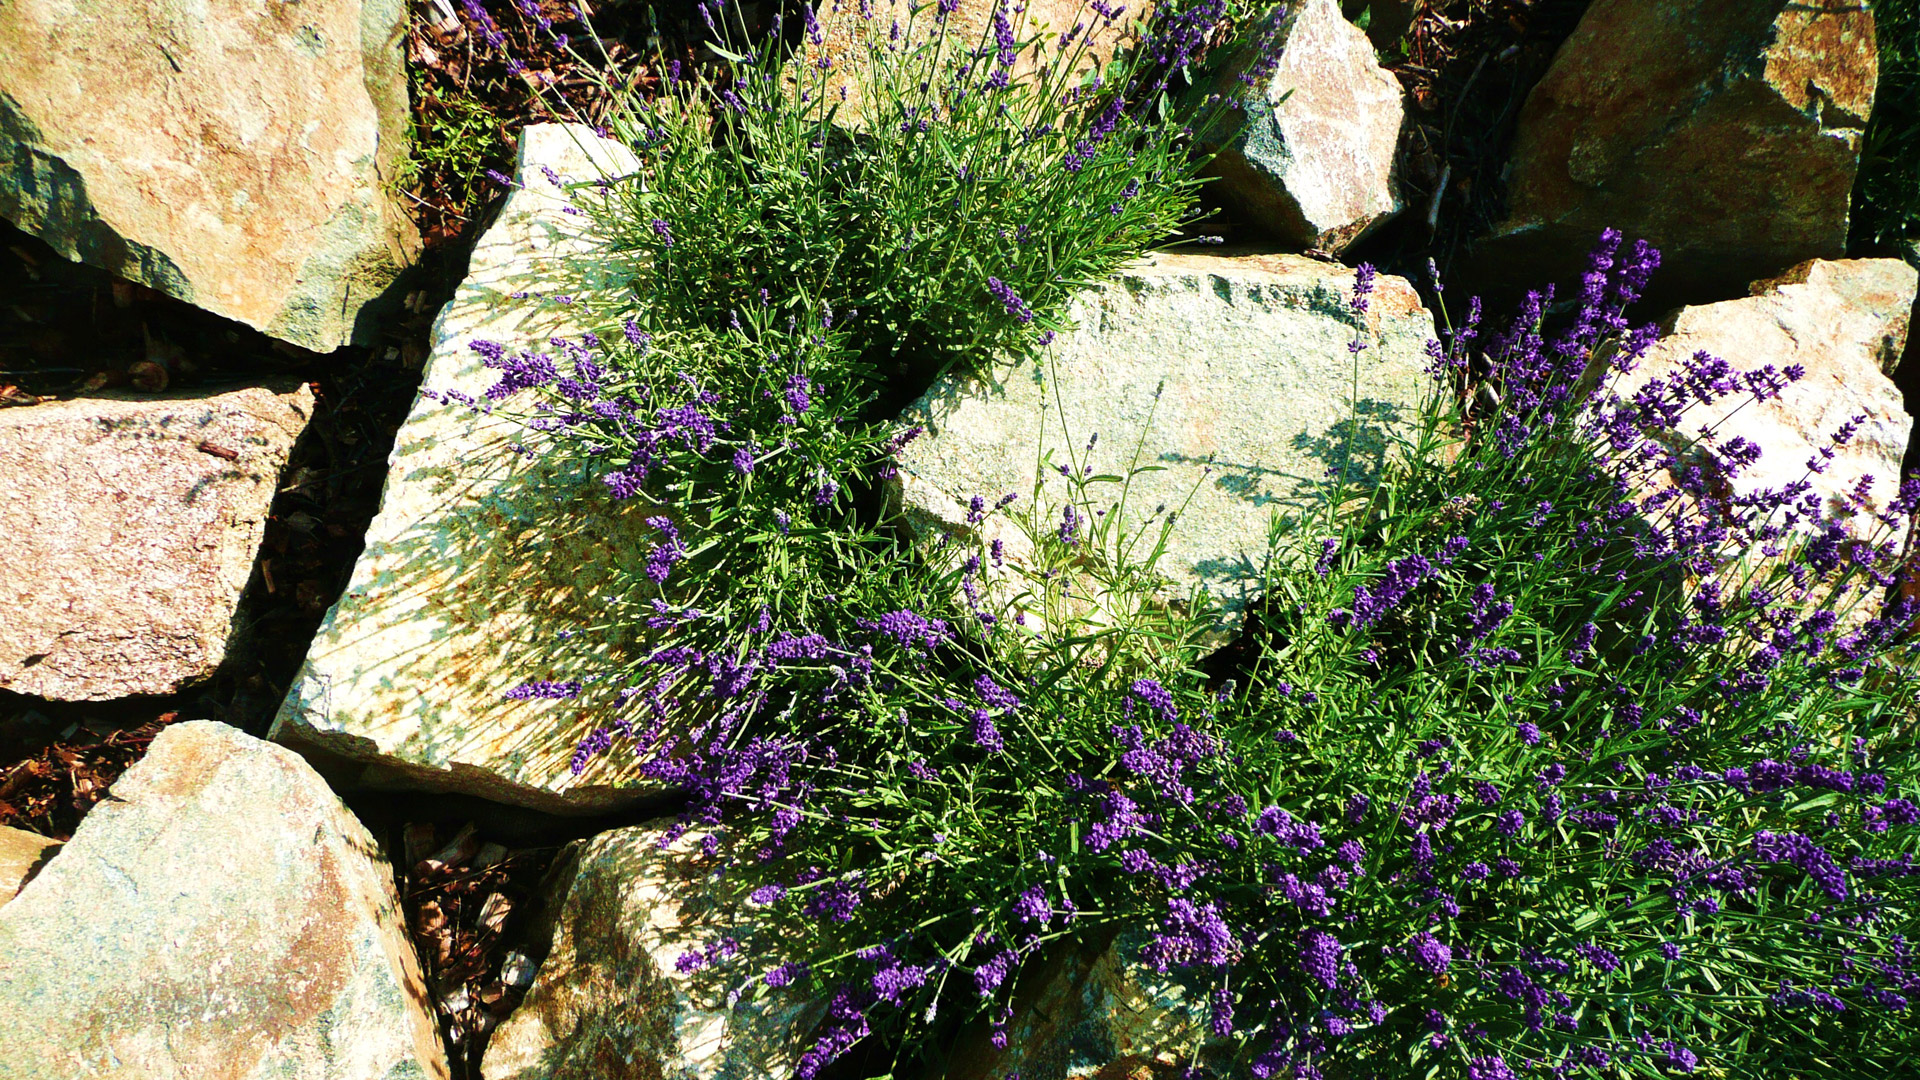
0 721 447 1080
0 384 315 701
0 0 419 351
483 820 819 1080
271 124 656 815
0 827 56 909
1483 0 1878 306
894 252 1435 632
809 0 1135 125
939 931 1208 1080
1614 258 1916 528
1204 0 1405 253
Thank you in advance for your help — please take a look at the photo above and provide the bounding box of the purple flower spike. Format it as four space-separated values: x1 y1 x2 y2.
986 276 1035 323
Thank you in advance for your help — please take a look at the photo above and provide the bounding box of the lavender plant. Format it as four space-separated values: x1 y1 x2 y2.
456 3 1920 1077
561 0 1281 384
614 235 1920 1079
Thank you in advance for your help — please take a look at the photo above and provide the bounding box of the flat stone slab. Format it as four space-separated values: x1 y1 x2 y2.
894 251 1436 628
0 384 314 700
0 721 448 1080
483 820 819 1080
0 0 419 350
271 124 656 815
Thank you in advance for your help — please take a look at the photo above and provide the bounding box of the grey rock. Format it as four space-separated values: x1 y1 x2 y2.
0 0 419 351
270 124 659 815
893 251 1435 635
482 820 820 1080
1204 0 1406 253
0 384 315 701
0 720 448 1080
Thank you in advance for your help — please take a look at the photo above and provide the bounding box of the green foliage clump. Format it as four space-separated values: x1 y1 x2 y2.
580 0 1263 383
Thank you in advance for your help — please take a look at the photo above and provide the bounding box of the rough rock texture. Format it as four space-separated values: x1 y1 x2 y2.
0 384 315 701
810 0 1134 125
1615 258 1916 528
1204 0 1405 253
939 932 1207 1080
894 252 1434 631
0 721 447 1080
1483 0 1878 306
272 125 657 815
483 821 819 1080
0 0 420 351
0 827 56 908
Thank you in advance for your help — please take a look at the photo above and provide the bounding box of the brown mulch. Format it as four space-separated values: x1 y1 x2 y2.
400 820 562 1077
0 713 177 840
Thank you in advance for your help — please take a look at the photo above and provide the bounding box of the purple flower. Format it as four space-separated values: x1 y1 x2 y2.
803 876 863 922
974 950 1016 996
644 516 684 584
504 679 581 700
987 277 1034 323
1209 985 1235 1035
1409 931 1452 974
976 673 1021 712
1660 1042 1699 1073
1351 263 1376 314
870 957 927 1004
1467 1056 1516 1080
1059 503 1081 545
652 218 675 247
784 373 813 415
1495 809 1526 837
1300 930 1343 989
970 709 1006 753
1013 884 1053 928
765 960 809 987
1315 538 1340 576
1256 806 1326 854
1141 897 1239 972
1753 830 1849 900
1127 678 1179 723
1574 942 1622 973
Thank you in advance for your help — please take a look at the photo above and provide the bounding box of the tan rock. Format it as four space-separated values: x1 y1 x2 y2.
808 0 1135 126
0 827 57 909
0 0 420 351
1482 0 1878 305
893 251 1435 637
483 820 819 1080
0 384 315 701
1203 0 1406 253
1610 258 1916 530
271 125 658 814
0 721 448 1080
